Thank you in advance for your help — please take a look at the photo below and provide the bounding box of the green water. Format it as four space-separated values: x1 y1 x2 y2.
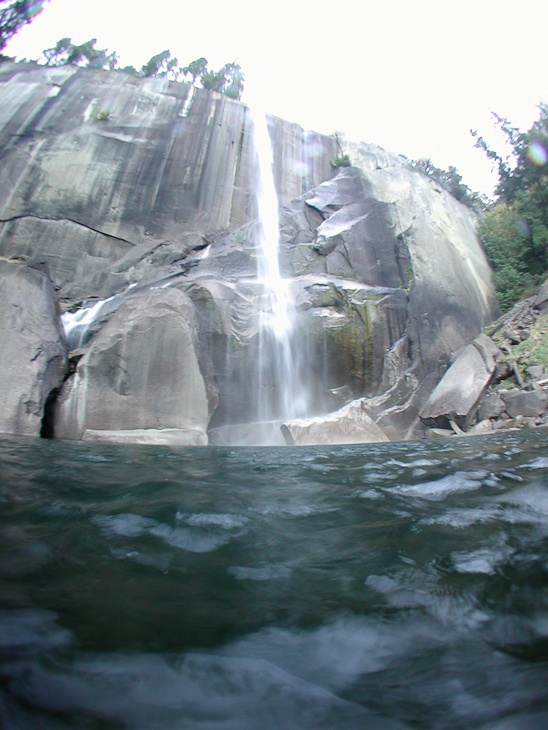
1 431 548 729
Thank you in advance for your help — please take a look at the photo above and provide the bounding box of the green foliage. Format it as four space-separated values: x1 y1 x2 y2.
410 158 486 211
473 106 548 308
0 0 47 52
139 49 180 80
92 108 111 122
39 41 245 100
181 57 207 84
331 154 351 168
197 61 244 99
43 37 117 69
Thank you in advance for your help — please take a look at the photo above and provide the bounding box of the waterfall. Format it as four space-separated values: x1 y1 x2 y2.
61 284 138 351
250 109 309 425
62 297 113 350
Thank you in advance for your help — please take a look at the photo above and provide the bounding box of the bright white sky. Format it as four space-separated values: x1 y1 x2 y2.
5 0 548 195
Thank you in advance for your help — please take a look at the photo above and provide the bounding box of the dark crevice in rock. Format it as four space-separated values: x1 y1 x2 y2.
0 214 137 248
40 387 60 438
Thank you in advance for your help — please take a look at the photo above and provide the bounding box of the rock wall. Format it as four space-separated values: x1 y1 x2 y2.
0 260 67 436
0 62 336 304
0 62 500 444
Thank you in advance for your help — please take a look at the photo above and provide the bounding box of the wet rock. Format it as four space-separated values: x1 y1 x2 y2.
0 261 68 436
55 288 213 443
499 389 548 418
280 399 390 445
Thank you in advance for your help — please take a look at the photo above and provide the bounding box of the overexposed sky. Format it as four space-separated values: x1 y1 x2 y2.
5 0 548 195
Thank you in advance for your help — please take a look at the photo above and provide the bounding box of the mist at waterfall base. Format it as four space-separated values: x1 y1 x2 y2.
1 431 548 729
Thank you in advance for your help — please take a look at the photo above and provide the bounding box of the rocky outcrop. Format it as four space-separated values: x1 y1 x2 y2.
55 289 212 445
281 399 390 445
340 140 498 368
0 63 502 444
420 292 548 438
0 260 68 435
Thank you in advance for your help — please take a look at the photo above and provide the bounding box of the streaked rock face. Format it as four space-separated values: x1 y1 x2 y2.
0 62 336 304
0 261 68 436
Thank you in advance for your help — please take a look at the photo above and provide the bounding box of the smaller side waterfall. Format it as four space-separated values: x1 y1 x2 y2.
62 297 113 351
250 110 309 426
61 284 138 351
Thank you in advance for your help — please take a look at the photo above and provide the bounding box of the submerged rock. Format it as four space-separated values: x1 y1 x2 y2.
0 261 68 436
281 399 390 445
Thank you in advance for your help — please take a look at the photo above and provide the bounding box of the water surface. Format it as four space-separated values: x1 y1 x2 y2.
1 431 548 728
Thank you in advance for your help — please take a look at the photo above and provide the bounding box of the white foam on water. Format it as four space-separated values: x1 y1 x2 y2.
391 470 487 501
419 507 500 529
92 513 230 553
451 543 516 575
182 512 249 529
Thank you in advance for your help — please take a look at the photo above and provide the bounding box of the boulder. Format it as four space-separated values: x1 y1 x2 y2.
534 281 548 311
55 288 213 444
419 336 499 430
477 392 506 421
0 261 68 436
527 365 545 381
466 419 494 435
280 399 390 445
499 389 548 418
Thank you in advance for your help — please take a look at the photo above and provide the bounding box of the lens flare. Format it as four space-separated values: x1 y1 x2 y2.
527 140 548 166
516 218 531 237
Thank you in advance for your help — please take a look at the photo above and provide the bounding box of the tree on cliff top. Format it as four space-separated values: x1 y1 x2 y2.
43 37 118 69
0 0 47 51
410 158 485 211
39 40 245 100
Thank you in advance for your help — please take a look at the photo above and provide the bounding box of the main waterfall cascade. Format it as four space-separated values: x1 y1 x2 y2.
249 109 310 431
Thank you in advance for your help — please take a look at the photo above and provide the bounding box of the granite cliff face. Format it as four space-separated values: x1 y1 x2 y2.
0 62 500 444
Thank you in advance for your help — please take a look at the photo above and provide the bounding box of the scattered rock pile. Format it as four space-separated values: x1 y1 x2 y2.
418 287 548 438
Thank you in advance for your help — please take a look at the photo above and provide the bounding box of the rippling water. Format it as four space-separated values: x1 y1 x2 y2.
1 431 548 729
